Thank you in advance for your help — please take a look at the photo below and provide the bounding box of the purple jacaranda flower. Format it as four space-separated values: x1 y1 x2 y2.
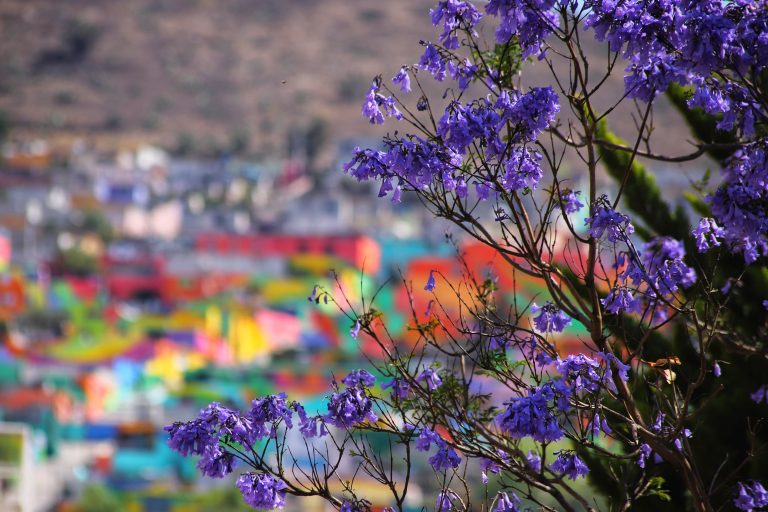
392 66 411 93
295 403 328 439
417 366 443 391
436 490 459 512
425 270 437 291
692 218 725 252
493 491 521 512
561 189 584 214
324 376 377 429
236 473 287 510
196 444 237 478
751 385 768 404
638 443 652 469
350 320 361 339
585 196 634 242
527 450 542 473
496 384 563 442
342 369 376 387
550 451 589 480
382 378 411 400
531 302 572 333
601 286 640 314
734 480 768 511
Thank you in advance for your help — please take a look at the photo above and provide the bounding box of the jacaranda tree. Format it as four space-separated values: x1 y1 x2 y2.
166 1 768 510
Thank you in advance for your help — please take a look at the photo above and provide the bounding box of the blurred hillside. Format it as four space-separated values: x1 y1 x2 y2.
0 0 696 167
0 0 437 158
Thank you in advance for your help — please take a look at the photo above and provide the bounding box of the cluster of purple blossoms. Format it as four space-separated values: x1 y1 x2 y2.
480 450 509 484
485 0 559 58
637 442 653 469
560 189 584 214
417 366 443 390
735 481 768 512
436 87 558 158
344 136 463 203
502 147 544 191
707 144 768 263
493 491 522 512
496 384 564 442
418 43 477 89
416 427 462 471
325 371 378 429
430 0 482 49
361 79 402 125
585 196 634 242
631 237 697 296
236 473 288 510
250 392 295 438
531 301 572 333
295 403 328 439
436 490 459 512
555 354 606 393
585 0 768 135
601 285 640 314
692 217 726 253
382 377 411 400
550 451 590 480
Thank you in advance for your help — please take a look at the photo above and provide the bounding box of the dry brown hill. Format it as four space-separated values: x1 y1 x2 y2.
0 0 695 168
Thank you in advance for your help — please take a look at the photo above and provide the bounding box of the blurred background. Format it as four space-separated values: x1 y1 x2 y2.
0 1 699 511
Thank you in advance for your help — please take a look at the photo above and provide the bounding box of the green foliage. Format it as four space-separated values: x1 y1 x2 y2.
59 247 99 277
593 89 768 511
76 485 122 512
79 209 114 242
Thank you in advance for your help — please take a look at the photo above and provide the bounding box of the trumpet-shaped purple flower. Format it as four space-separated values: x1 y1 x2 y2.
493 492 521 512
561 189 584 214
637 443 652 469
502 147 544 191
196 445 237 478
392 67 411 93
485 0 559 58
249 393 294 439
601 286 640 314
295 404 328 439
751 385 768 404
430 0 482 49
236 473 287 510
425 270 437 291
556 354 603 393
415 427 461 471
342 369 376 387
350 320 361 339
585 198 634 242
436 490 459 512
417 367 443 391
735 481 768 512
419 43 448 81
165 418 217 457
551 451 589 480
382 378 411 400
692 218 725 252
639 237 697 294
496 384 563 442
325 373 377 429
531 302 571 333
